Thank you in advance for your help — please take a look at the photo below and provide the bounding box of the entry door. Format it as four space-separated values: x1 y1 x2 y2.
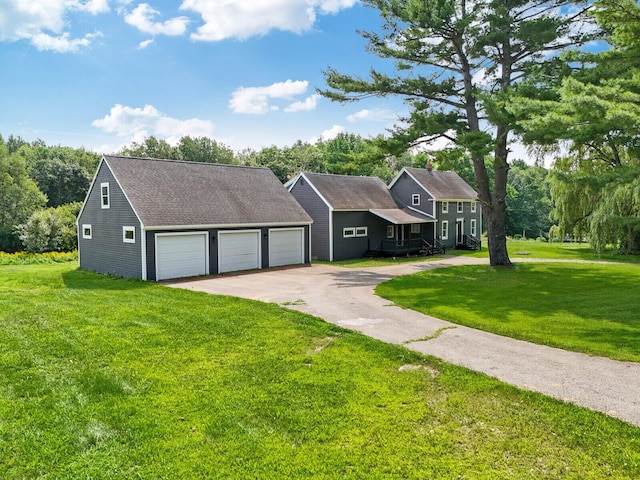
456 219 464 244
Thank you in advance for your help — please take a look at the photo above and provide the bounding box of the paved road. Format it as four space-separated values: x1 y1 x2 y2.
165 256 640 427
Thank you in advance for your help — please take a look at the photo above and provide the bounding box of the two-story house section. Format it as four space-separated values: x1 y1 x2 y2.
389 165 482 250
287 172 434 261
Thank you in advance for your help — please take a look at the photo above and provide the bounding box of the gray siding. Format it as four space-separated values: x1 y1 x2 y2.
436 201 482 248
390 171 434 216
78 162 142 279
289 178 331 260
332 212 389 261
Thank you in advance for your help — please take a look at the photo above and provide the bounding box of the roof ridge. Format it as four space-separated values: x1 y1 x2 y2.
103 155 268 171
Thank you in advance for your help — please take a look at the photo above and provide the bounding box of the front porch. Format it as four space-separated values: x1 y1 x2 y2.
365 238 446 258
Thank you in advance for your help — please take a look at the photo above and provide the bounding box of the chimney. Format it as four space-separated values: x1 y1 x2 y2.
426 162 433 172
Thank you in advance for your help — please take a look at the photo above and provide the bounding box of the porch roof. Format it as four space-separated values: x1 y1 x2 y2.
369 208 435 225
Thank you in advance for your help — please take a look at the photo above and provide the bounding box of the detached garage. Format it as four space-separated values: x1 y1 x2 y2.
77 156 313 281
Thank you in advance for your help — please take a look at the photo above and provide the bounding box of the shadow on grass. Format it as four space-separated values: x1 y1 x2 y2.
62 268 153 291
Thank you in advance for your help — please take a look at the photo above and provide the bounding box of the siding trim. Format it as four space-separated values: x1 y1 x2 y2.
145 221 312 231
141 227 147 281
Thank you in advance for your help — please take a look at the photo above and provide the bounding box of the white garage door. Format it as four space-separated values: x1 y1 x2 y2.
156 232 208 280
218 230 261 274
269 228 304 267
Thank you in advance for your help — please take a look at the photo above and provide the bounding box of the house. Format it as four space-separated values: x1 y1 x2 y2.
286 172 434 261
77 156 313 281
389 166 481 250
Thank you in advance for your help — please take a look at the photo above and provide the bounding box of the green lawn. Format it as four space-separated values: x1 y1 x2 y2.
1 263 639 478
377 262 640 362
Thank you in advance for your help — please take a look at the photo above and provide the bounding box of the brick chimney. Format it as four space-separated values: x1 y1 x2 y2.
426 162 433 172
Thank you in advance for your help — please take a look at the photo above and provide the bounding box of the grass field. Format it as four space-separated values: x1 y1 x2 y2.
1 263 639 478
376 262 640 362
322 239 640 267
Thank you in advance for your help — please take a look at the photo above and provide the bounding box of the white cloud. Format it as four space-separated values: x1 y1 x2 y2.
138 38 154 49
310 124 345 144
29 31 101 53
0 0 107 51
124 3 190 36
229 80 310 115
92 104 216 145
285 94 320 113
347 108 396 122
180 0 357 42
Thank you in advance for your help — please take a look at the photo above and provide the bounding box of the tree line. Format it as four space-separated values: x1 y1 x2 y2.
0 131 553 254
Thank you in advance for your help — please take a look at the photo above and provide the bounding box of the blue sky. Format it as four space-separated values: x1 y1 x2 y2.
0 0 408 153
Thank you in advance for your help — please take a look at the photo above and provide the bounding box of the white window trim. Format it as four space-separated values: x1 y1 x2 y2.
470 219 477 237
441 220 449 240
457 201 464 213
82 224 92 240
412 194 420 206
355 226 368 237
471 202 477 213
386 225 394 238
343 227 356 238
100 182 110 209
442 202 448 214
123 226 136 244
411 224 420 234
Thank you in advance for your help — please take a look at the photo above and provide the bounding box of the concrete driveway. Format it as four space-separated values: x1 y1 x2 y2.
165 256 640 427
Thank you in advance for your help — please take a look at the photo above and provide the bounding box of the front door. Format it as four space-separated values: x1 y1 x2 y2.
456 219 464 244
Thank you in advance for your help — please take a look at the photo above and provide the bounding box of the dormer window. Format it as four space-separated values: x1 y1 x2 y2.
412 194 420 206
100 182 110 209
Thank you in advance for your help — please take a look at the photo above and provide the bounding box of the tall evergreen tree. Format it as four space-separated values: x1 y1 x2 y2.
321 0 596 266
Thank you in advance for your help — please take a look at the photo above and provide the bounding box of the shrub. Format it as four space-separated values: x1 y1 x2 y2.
15 202 81 253
0 250 77 265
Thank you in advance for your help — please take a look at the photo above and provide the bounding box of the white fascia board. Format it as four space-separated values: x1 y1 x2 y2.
284 173 301 191
301 173 333 210
407 206 436 221
141 226 147 281
145 221 312 231
76 156 105 226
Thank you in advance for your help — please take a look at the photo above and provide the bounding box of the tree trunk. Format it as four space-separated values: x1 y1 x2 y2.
487 128 513 267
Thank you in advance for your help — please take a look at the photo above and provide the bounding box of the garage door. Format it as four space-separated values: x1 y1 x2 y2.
156 232 208 280
269 228 304 267
218 230 261 274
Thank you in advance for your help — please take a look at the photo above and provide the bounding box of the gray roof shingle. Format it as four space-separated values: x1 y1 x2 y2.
302 173 400 209
104 156 312 227
403 167 477 200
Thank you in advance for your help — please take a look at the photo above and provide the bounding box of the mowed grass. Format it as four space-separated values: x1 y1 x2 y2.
1 264 640 479
377 262 640 362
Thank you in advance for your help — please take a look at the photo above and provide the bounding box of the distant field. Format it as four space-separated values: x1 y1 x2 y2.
0 263 638 478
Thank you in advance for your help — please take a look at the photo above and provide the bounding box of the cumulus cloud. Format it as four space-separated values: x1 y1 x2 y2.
0 0 108 51
229 80 311 115
347 108 396 122
92 104 216 145
310 124 345 144
124 3 190 36
180 0 357 42
284 94 321 113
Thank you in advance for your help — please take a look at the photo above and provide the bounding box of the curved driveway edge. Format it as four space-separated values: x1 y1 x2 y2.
165 256 640 427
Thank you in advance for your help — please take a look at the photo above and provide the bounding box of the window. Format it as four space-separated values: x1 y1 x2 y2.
412 194 420 206
355 227 368 237
441 221 449 240
100 182 110 209
82 224 92 239
411 224 420 234
471 202 477 213
457 202 464 213
123 226 136 243
386 225 394 238
343 227 355 238
442 202 448 213
470 219 477 237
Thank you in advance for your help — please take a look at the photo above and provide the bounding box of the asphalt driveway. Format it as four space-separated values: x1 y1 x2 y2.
165 256 640 427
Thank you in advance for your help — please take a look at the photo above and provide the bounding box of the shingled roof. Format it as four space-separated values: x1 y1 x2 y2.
298 172 400 209
401 167 478 200
103 156 312 228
